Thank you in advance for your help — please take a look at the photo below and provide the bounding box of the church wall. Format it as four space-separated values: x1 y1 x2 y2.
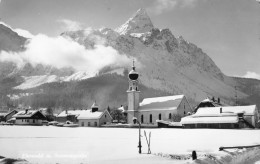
137 110 175 124
176 97 193 117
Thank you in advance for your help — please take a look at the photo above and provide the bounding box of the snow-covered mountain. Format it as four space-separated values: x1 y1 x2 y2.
61 8 247 105
0 9 259 109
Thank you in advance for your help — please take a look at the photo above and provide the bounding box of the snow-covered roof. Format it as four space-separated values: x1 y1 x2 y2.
57 109 108 120
181 116 239 124
77 110 105 120
13 110 41 118
137 95 184 111
196 105 257 116
201 98 211 103
57 110 85 117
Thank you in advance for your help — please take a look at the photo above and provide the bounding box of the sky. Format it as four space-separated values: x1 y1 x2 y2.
0 0 260 79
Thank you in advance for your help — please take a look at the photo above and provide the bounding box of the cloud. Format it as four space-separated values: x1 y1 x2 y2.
57 19 83 31
0 33 132 74
148 0 198 15
241 71 260 80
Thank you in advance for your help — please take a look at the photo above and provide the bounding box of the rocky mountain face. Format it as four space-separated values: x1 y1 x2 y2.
0 9 259 110
61 8 248 106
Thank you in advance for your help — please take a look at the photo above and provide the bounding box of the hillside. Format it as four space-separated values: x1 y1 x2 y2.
14 74 168 111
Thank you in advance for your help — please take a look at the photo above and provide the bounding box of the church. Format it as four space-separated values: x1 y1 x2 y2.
126 61 193 125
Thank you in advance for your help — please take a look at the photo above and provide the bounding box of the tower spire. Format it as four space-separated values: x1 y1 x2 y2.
132 59 135 71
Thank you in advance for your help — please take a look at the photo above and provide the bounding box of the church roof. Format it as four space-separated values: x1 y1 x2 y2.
137 95 184 111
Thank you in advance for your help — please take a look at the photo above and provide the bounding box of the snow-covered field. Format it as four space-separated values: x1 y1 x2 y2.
0 126 260 164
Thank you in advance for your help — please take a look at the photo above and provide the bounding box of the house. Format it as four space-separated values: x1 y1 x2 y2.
125 61 192 125
193 97 226 113
56 109 82 123
77 102 112 127
12 109 47 125
181 105 259 129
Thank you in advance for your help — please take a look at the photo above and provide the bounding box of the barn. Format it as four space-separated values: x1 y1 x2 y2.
181 105 259 129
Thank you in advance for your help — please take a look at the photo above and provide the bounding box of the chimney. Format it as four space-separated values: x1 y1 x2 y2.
220 107 222 113
25 109 28 114
65 110 68 114
218 97 220 104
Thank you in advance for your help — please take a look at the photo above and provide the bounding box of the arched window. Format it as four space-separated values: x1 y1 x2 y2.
159 114 161 120
150 114 153 123
141 115 143 123
169 113 172 119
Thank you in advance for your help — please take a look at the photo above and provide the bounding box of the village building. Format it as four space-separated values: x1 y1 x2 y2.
56 102 112 127
193 97 226 113
181 105 259 129
77 102 112 127
126 61 193 125
56 109 82 123
12 109 47 125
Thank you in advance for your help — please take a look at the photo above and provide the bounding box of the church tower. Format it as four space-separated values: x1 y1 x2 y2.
127 60 140 123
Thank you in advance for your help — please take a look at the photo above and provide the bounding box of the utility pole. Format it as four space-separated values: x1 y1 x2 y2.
235 86 238 106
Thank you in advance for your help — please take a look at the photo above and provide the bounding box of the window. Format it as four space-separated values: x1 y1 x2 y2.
88 122 90 126
141 115 143 123
184 111 186 115
150 114 152 123
105 115 107 118
169 113 172 119
159 114 161 120
184 104 186 109
22 119 23 122
94 122 97 126
33 119 35 123
27 119 29 122
81 122 84 127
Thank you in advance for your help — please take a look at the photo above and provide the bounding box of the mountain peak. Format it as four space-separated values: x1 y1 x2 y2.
115 8 154 35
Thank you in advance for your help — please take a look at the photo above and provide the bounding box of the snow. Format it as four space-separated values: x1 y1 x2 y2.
196 105 257 116
130 33 145 38
13 110 38 118
201 98 211 102
57 109 104 119
138 95 184 111
14 75 59 90
57 110 85 117
181 116 238 124
0 126 260 164
115 8 154 35
77 110 104 119
14 71 97 90
62 71 97 82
